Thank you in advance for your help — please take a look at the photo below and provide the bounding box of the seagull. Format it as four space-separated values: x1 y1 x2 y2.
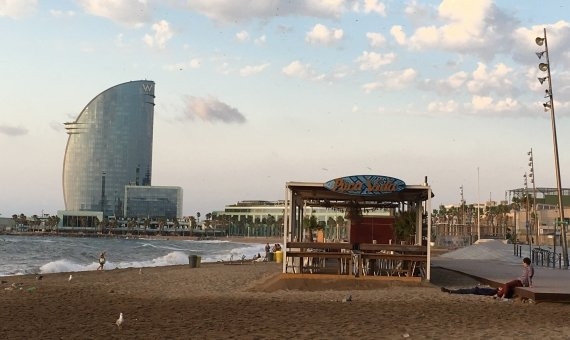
36 275 43 281
139 268 142 275
68 275 73 282
116 313 123 328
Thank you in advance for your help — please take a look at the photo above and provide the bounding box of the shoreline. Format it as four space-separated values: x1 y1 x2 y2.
0 231 282 244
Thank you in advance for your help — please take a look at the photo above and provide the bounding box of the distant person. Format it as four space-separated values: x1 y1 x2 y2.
275 244 281 251
265 243 270 256
441 285 498 296
97 252 106 271
496 257 534 299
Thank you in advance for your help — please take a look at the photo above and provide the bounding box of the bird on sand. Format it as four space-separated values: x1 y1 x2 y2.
116 313 124 328
139 268 142 275
68 274 73 282
36 275 43 281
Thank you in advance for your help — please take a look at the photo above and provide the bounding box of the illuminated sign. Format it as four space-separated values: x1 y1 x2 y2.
324 175 406 196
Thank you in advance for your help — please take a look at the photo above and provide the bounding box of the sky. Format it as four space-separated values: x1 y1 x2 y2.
1 0 570 217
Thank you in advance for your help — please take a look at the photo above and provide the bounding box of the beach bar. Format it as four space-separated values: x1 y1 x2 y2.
283 175 433 281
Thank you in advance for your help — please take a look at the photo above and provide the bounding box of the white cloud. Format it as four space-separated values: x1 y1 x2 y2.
182 96 246 123
236 30 249 42
400 0 519 59
281 60 343 83
355 51 395 70
427 100 458 113
361 0 386 16
164 58 202 71
282 60 312 79
254 34 267 45
306 24 343 45
78 0 150 27
470 95 519 112
181 0 347 23
50 9 75 18
362 68 417 93
0 0 36 18
390 25 407 45
466 62 514 95
239 63 270 77
352 105 359 112
143 20 173 49
366 32 386 48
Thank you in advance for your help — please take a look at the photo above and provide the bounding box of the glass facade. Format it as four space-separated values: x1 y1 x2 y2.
124 186 182 219
63 80 155 217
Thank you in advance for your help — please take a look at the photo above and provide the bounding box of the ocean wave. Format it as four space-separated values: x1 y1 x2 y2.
39 251 193 274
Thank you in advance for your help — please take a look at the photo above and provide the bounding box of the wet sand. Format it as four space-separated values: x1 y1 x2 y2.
2 263 570 339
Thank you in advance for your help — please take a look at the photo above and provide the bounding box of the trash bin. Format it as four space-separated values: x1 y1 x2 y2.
267 252 275 262
275 250 283 263
188 255 201 268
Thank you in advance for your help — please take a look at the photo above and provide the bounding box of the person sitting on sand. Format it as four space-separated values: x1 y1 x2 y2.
496 257 534 299
97 252 106 271
441 285 498 296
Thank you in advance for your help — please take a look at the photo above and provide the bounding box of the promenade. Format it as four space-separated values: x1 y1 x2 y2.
433 239 570 302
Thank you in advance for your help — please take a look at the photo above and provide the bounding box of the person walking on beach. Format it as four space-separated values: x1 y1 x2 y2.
496 257 534 299
97 252 106 271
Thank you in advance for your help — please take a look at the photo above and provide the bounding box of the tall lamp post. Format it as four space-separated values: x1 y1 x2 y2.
535 29 568 268
528 148 539 247
523 173 531 256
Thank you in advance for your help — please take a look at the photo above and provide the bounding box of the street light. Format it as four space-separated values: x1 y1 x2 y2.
523 173 531 255
535 28 568 268
528 148 539 247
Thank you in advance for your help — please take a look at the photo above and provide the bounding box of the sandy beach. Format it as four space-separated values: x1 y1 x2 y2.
2 263 570 339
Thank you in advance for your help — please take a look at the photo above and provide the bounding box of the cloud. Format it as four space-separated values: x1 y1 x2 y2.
355 51 395 70
143 20 173 49
362 0 386 16
427 100 458 114
390 25 407 45
306 24 343 45
180 0 347 23
254 34 267 45
0 0 36 18
78 0 150 27
50 9 75 18
182 96 246 123
399 0 519 59
164 58 202 71
366 32 386 48
0 124 28 136
239 63 269 77
466 62 514 95
236 30 249 42
362 68 417 93
469 95 519 112
404 0 435 27
281 60 345 83
282 60 313 79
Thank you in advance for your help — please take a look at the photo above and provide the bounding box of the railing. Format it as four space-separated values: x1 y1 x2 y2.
532 248 562 269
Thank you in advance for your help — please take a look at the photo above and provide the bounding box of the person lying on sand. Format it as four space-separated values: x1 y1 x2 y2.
440 286 498 296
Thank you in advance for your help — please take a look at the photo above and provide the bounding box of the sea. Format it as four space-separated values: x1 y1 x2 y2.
0 235 267 277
